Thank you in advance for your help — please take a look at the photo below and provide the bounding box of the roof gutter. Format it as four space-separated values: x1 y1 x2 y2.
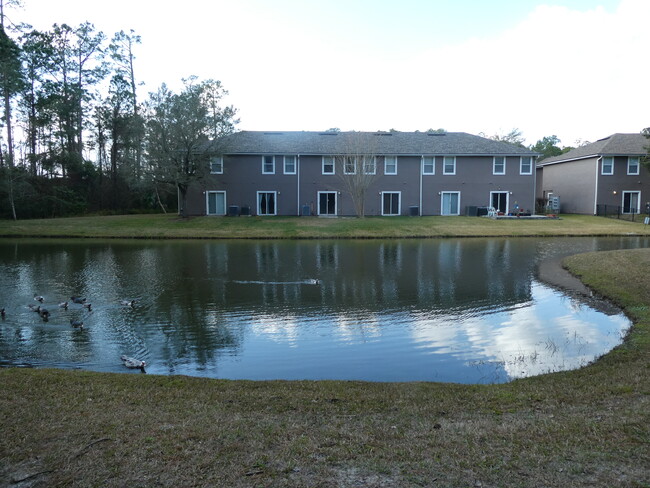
221 152 536 158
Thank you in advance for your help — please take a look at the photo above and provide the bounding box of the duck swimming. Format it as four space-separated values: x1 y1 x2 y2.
120 300 136 308
120 355 146 372
70 296 86 304
34 294 44 303
1 308 5 319
70 319 84 330
39 308 50 321
58 301 69 310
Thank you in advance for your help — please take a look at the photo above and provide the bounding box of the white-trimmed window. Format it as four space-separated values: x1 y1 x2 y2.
210 156 223 174
381 191 401 216
422 156 435 175
363 157 376 175
443 156 456 175
384 156 397 175
262 155 275 174
520 156 532 175
344 156 357 175
602 157 614 175
257 191 277 215
284 156 296 174
322 156 335 175
628 156 640 175
206 191 226 215
493 156 506 175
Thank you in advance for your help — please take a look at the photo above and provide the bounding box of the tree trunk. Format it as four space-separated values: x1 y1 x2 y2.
177 183 187 218
154 183 167 214
8 172 16 220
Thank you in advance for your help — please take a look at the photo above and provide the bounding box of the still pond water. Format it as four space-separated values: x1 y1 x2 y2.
0 237 646 383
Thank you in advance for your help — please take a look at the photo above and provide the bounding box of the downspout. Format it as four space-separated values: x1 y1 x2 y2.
419 156 423 216
594 157 601 215
297 155 301 216
532 156 537 215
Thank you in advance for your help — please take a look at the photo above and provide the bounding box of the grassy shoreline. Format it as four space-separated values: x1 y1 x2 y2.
1 244 649 486
2 213 650 239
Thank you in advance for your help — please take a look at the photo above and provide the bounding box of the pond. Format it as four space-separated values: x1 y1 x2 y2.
0 236 646 383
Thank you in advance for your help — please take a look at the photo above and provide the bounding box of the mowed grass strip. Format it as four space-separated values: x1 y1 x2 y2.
1 249 649 486
1 213 650 239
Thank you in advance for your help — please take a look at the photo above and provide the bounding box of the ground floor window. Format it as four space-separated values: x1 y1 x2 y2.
318 191 337 216
622 191 640 214
206 191 226 215
257 191 277 215
382 191 400 216
441 191 460 216
490 191 509 214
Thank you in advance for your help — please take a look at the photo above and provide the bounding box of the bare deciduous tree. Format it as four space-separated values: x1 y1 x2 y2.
334 133 379 217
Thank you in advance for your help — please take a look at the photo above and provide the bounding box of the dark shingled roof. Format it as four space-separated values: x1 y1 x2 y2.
539 133 648 166
217 131 536 156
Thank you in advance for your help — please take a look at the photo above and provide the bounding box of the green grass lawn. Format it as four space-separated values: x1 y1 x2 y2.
0 246 649 486
2 213 650 239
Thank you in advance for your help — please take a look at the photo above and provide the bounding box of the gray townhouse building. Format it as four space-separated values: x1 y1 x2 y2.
184 130 538 217
536 133 650 215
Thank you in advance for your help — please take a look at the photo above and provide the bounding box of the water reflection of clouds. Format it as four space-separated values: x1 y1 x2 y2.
251 314 301 347
410 282 630 380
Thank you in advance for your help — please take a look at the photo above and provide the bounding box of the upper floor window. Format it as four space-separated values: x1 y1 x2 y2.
363 157 376 175
284 155 296 174
384 156 397 175
322 156 335 175
422 156 435 175
520 156 532 175
344 156 357 174
443 156 456 175
210 156 223 174
262 155 275 174
602 156 614 175
628 156 640 175
493 156 506 175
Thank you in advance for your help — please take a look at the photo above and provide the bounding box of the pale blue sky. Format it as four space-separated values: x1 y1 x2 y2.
18 0 648 146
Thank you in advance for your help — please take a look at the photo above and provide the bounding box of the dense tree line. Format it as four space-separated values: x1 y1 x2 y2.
0 1 237 220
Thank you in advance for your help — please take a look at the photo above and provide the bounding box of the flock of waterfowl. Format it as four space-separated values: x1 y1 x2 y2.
1 294 146 372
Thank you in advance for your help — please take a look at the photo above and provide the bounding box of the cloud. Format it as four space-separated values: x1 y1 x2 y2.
226 0 649 145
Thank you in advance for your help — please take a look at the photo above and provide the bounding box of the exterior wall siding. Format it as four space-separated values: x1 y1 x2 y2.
188 153 536 217
539 155 650 215
540 157 597 214
596 156 649 212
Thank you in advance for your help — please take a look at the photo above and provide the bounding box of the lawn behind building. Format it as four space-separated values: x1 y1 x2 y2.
1 213 650 239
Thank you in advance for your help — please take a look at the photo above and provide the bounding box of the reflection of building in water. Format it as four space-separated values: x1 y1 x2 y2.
219 239 534 314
